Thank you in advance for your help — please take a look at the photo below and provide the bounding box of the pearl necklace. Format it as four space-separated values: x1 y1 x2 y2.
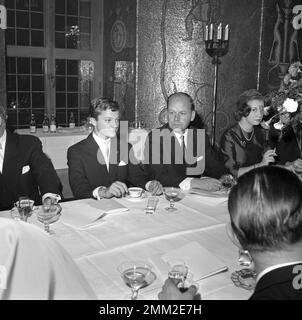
239 125 254 142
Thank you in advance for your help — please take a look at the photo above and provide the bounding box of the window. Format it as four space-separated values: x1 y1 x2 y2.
5 0 102 130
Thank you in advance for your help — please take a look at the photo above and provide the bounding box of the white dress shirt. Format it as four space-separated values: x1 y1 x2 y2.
92 133 111 199
0 130 7 173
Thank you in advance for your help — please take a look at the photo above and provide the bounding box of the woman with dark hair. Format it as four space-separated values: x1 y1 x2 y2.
220 89 276 177
228 166 302 299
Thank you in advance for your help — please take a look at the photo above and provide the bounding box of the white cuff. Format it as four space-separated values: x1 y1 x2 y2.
179 178 194 191
93 187 101 200
42 193 61 203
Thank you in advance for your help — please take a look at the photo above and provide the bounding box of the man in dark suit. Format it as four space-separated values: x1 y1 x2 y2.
0 106 62 211
67 97 162 200
144 92 228 191
159 166 302 300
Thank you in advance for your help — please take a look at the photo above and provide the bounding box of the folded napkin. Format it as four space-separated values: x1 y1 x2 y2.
189 188 228 206
60 198 128 228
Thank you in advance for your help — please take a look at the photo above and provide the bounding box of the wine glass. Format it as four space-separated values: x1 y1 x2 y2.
163 187 181 212
117 261 156 300
167 259 189 289
12 197 35 222
36 203 62 234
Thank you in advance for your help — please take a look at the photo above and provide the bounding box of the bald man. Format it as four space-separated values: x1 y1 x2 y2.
143 92 229 191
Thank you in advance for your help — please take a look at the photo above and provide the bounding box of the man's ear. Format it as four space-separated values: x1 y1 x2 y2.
191 110 196 122
90 117 96 127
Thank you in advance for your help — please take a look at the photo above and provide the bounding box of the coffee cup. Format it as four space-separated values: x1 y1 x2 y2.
128 187 143 198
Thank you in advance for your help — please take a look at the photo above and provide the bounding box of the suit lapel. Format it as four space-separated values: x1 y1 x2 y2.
85 134 109 179
108 136 119 181
2 131 21 177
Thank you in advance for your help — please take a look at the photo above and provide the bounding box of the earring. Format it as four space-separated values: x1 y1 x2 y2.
238 249 253 267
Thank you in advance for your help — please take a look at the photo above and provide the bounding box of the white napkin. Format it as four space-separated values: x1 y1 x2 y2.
189 188 228 206
60 198 128 228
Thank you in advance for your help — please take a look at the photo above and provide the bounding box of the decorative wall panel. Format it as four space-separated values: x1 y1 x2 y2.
103 0 137 121
259 0 302 94
137 0 264 144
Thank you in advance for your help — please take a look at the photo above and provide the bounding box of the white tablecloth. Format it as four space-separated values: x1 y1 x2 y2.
15 128 88 169
0 194 251 300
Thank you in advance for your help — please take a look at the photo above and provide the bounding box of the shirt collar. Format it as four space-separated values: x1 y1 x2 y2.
92 132 111 145
173 129 188 141
256 260 302 283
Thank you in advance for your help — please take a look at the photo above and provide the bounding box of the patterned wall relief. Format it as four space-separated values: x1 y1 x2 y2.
259 0 302 94
137 0 263 143
103 0 136 121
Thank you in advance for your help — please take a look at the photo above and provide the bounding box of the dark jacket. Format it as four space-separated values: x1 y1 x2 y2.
250 263 302 300
143 124 228 187
0 130 62 210
67 133 149 199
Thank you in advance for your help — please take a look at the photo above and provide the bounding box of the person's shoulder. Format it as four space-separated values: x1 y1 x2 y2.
14 132 41 145
68 134 91 152
221 123 238 138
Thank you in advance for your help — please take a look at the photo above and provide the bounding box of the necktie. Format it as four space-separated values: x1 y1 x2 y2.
104 140 110 170
181 135 186 164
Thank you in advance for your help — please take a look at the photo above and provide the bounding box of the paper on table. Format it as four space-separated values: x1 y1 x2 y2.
160 241 227 281
60 198 128 228
189 188 228 206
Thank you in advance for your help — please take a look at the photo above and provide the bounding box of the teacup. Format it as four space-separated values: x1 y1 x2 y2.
128 187 143 198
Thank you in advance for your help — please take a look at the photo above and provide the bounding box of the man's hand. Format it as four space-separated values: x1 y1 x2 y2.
158 278 198 300
148 180 163 195
99 181 128 199
291 158 302 173
191 177 222 191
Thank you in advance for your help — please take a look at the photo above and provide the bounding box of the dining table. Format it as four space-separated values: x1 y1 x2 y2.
0 191 252 300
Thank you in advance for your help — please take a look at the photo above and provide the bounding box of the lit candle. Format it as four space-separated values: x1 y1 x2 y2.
217 23 222 40
205 25 209 41
209 23 213 40
224 24 229 41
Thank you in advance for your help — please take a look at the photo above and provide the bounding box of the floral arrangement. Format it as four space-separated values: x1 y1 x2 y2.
262 62 302 131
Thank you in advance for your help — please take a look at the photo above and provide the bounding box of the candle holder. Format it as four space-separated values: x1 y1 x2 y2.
204 23 229 147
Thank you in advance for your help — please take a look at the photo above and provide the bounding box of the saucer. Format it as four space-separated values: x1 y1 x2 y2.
125 192 147 202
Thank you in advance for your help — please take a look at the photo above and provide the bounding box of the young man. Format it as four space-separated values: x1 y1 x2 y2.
0 106 62 211
67 97 162 200
144 92 228 191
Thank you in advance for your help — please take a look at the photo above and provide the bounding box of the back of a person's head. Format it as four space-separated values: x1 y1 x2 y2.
228 166 302 252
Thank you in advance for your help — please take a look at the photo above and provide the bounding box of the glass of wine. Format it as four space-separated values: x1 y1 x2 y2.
36 202 62 234
163 187 181 212
117 261 156 300
12 197 35 222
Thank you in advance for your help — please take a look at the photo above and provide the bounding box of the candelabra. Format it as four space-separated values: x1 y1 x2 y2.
204 23 229 147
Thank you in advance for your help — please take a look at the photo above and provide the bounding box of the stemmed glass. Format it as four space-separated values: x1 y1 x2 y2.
11 196 35 222
36 202 62 234
163 187 181 212
118 261 156 300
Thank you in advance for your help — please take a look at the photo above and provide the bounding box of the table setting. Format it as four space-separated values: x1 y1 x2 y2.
0 186 253 300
